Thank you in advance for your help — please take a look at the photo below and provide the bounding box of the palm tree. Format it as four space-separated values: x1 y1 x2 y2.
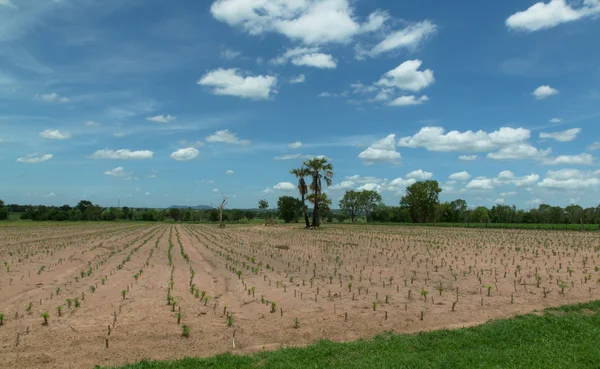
303 157 333 227
290 166 310 228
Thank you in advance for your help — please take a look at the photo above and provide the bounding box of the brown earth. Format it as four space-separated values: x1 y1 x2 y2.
1 223 599 369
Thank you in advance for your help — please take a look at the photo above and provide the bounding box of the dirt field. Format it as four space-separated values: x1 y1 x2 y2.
1 222 599 369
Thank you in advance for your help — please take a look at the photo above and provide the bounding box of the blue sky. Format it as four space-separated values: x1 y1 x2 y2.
1 0 600 209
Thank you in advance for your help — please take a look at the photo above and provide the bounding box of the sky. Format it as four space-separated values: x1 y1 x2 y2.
1 0 600 210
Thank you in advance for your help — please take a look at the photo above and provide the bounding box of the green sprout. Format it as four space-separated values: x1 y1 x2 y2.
227 314 234 327
57 305 63 317
0 312 4 326
176 311 183 324
182 324 190 338
270 301 277 313
294 317 300 329
420 289 429 302
41 311 49 325
121 290 127 300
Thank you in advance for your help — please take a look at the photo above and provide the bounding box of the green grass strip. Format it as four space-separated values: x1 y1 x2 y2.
100 300 600 369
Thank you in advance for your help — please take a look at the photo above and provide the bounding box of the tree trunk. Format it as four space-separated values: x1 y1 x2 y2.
301 193 310 228
312 176 320 227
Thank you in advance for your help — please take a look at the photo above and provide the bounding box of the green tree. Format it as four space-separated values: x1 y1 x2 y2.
291 166 311 228
308 192 332 218
359 190 382 222
0 199 7 220
277 196 302 223
339 190 361 223
76 200 93 214
471 206 490 223
400 181 442 223
304 157 333 227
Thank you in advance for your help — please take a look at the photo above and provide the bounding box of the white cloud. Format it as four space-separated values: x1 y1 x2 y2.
546 168 587 180
290 74 306 84
449 171 471 181
388 95 429 106
539 177 600 190
501 191 517 197
145 192 151 196
146 114 176 123
16 153 53 164
84 121 100 127
532 85 559 100
406 169 432 180
225 170 234 175
113 132 126 138
104 167 127 177
549 118 561 123
273 47 336 68
459 155 478 161
211 0 384 45
39 92 69 103
399 126 531 152
493 171 540 187
170 147 200 161
330 180 355 190
356 183 382 192
44 192 56 198
0 0 17 9
539 128 581 142
206 129 250 145
487 144 551 160
40 129 71 140
198 68 277 100
358 134 401 165
542 153 594 165
466 178 494 190
376 60 434 92
506 0 600 32
89 149 154 160
273 182 296 192
365 20 437 57
288 141 303 149
494 198 505 204
387 177 416 191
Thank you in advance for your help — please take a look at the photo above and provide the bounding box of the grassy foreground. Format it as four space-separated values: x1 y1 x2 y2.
101 300 600 369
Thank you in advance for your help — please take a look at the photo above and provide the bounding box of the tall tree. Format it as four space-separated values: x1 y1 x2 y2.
0 199 7 221
277 196 303 223
258 199 269 224
339 190 361 223
303 157 333 227
400 180 442 223
290 166 311 228
358 190 382 222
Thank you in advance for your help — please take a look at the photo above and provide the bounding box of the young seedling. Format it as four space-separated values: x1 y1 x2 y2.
182 324 190 338
226 314 234 327
485 285 493 297
420 289 429 302
348 283 352 292
294 317 300 329
41 312 49 326
121 290 127 300
57 305 63 317
25 302 32 312
0 313 4 326
55 287 61 295
66 299 72 308
270 302 277 313
74 298 80 308
176 311 183 324
437 283 444 296
372 301 377 311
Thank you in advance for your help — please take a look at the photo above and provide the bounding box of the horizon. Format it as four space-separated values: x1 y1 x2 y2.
1 0 600 209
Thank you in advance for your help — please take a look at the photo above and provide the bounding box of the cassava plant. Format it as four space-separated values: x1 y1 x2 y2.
41 312 49 325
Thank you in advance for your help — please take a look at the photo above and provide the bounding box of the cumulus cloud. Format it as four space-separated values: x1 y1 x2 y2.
493 171 540 187
16 153 53 164
405 169 432 180
274 182 296 191
506 0 600 32
459 155 478 161
89 149 154 160
389 95 429 106
210 0 385 45
146 114 176 123
376 60 435 92
399 126 531 152
198 68 277 100
272 47 336 68
466 178 494 190
358 134 401 165
206 129 250 145
487 144 551 161
170 147 200 161
39 92 69 103
330 180 356 190
225 170 234 175
290 74 306 84
84 121 100 127
549 118 561 123
532 85 559 99
588 142 600 151
539 128 581 142
449 171 471 181
40 129 71 140
542 153 594 165
104 167 127 177
288 141 303 149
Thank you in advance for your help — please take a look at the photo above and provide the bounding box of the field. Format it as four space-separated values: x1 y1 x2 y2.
1 223 600 368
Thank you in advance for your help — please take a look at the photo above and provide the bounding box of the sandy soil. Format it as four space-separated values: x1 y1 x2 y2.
1 223 599 368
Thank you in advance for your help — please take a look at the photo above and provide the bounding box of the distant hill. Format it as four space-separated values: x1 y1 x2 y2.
169 205 213 210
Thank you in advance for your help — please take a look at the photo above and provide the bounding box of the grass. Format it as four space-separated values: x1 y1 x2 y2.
99 300 600 369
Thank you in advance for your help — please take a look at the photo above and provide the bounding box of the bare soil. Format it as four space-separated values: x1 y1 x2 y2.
1 223 599 369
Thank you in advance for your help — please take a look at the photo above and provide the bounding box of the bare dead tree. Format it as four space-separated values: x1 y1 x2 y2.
219 194 228 228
